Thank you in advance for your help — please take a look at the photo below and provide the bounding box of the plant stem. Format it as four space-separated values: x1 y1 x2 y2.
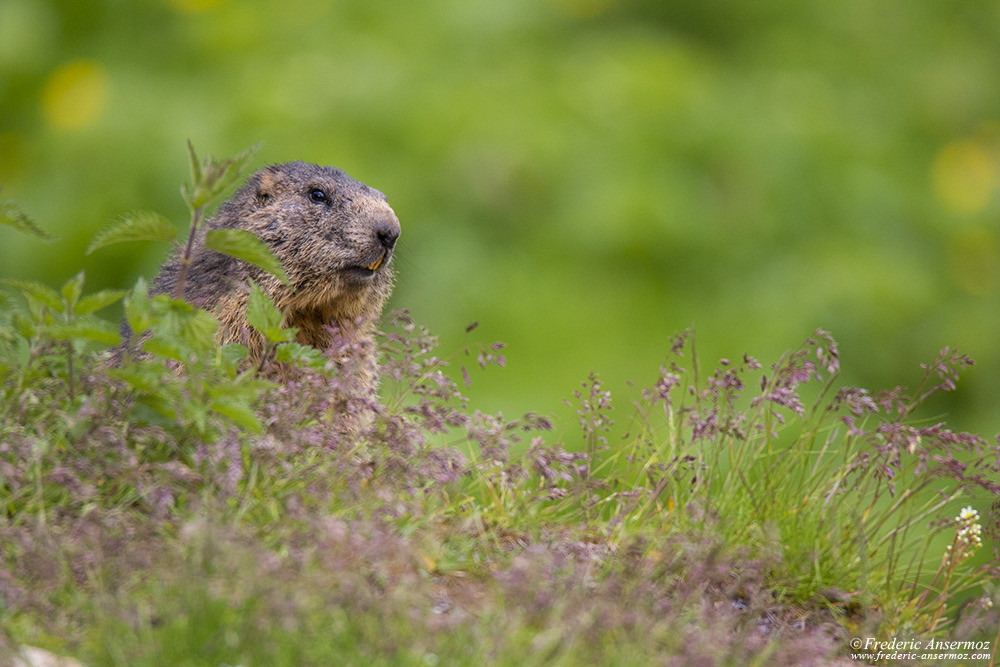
66 341 74 400
174 205 205 299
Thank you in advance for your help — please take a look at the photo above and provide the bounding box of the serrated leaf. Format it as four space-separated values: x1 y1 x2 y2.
144 293 218 358
218 343 250 374
246 280 282 330
124 278 153 335
183 142 262 210
181 142 205 209
48 318 121 346
209 399 263 433
110 365 161 394
137 393 179 423
205 229 290 284
87 211 176 254
186 140 203 189
143 337 183 362
0 199 59 242
179 309 220 350
3 280 64 312
211 143 262 195
76 289 128 315
275 342 326 368
11 311 37 339
61 271 85 308
181 399 211 438
246 281 296 343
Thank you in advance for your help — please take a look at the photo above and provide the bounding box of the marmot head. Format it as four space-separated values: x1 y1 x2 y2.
214 161 400 328
222 161 399 291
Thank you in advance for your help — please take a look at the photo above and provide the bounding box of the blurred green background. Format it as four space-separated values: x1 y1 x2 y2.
2 0 999 436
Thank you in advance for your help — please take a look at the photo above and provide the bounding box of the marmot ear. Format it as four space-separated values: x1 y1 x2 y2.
253 171 280 207
254 189 271 207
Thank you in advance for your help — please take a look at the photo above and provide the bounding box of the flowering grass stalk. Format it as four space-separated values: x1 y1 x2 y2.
584 330 999 630
904 506 988 633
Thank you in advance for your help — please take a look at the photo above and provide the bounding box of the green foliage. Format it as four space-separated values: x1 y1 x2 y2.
205 229 290 285
167 142 286 298
83 143 286 293
244 279 329 368
0 146 292 530
112 277 268 440
1 284 998 662
245 280 295 344
85 211 176 254
122 278 220 361
181 141 262 212
1 271 124 400
0 196 58 243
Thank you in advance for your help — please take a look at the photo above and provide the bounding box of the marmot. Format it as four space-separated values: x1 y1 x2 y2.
125 161 400 384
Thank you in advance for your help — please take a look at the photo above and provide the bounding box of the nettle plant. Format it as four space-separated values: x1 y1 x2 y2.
0 145 297 520
4 145 274 427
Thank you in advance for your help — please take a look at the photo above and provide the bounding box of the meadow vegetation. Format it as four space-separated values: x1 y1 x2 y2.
1 151 999 665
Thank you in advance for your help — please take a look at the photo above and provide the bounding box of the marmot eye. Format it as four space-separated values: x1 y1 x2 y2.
308 188 328 204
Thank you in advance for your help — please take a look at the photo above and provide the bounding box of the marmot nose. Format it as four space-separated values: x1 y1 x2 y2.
374 215 400 251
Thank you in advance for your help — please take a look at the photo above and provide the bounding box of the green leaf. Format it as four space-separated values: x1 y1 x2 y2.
186 140 203 190
48 317 122 346
275 342 326 368
61 271 85 309
109 364 159 393
143 337 183 362
137 393 179 423
214 143 263 192
87 211 176 254
177 309 220 352
11 311 37 339
144 293 219 358
182 142 262 210
218 343 250 374
179 398 211 439
0 198 59 242
246 281 296 343
209 398 263 433
0 324 16 347
3 280 64 312
76 289 128 315
205 229 290 284
124 278 153 335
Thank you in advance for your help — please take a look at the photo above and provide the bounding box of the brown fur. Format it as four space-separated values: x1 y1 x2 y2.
125 161 400 385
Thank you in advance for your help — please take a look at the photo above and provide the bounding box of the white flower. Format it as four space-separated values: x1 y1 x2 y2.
950 506 984 555
959 506 979 522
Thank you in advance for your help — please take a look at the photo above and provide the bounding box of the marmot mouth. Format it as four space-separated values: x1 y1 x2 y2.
343 252 390 282
343 266 376 280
